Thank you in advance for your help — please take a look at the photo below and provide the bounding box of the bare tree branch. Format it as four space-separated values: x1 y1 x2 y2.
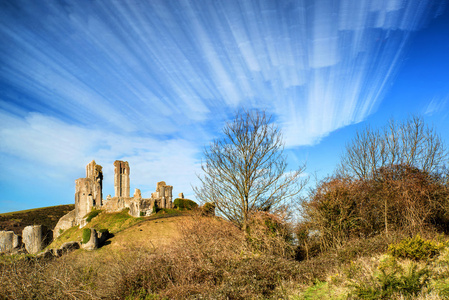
194 109 308 229
339 116 448 179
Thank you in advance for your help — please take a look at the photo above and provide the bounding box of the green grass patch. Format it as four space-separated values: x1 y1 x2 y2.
47 225 83 249
82 228 91 244
85 210 102 222
296 280 346 300
350 257 430 299
90 209 143 234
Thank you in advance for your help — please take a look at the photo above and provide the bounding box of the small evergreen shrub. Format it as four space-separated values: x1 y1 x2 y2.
173 198 198 211
140 211 145 217
388 235 445 261
85 210 101 222
82 228 91 244
351 257 430 299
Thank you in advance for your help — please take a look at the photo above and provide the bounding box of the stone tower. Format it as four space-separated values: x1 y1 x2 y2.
74 160 103 223
86 160 103 206
114 160 130 198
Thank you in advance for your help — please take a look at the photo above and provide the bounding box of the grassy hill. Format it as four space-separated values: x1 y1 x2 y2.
49 208 186 249
0 204 75 234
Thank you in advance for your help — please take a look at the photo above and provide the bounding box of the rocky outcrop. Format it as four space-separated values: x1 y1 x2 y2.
53 209 76 238
0 231 21 253
22 225 52 254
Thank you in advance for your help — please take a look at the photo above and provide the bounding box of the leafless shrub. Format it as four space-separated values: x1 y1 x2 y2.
300 165 449 253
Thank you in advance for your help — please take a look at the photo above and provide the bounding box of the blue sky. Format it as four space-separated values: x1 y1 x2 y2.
1 0 448 213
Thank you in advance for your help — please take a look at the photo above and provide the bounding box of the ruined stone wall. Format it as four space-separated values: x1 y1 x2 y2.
114 160 130 198
54 159 180 239
164 185 173 209
153 181 173 209
86 160 103 207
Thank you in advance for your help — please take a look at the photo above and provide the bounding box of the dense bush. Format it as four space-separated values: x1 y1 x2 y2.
247 211 295 258
301 165 449 252
111 214 300 299
388 235 445 261
173 198 198 211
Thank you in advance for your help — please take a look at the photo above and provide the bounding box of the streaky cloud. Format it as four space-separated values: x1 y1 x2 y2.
1 0 445 145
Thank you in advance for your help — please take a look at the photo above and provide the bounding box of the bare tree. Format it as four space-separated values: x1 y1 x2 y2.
194 110 307 229
339 116 448 180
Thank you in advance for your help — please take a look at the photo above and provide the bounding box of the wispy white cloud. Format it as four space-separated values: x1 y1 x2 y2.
0 0 446 211
424 95 449 116
0 110 202 200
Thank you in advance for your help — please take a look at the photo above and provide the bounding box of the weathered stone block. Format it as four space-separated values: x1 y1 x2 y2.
22 225 52 254
0 231 21 253
82 228 98 251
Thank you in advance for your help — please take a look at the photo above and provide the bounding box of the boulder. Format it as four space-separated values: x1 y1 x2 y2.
0 231 21 253
22 225 52 254
82 228 98 251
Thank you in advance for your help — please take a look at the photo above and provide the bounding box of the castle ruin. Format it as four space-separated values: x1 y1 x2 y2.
54 160 177 237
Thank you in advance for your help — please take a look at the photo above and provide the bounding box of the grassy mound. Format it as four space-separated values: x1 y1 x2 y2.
48 209 144 249
173 198 198 210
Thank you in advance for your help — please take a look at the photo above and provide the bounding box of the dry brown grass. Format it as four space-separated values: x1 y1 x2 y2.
3 213 449 299
1 213 303 299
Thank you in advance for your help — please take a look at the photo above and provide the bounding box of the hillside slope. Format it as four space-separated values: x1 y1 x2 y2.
49 209 188 250
0 204 75 234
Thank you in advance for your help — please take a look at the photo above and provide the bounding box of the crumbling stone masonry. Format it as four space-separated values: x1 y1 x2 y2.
1 159 183 254
54 160 180 237
74 160 103 226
